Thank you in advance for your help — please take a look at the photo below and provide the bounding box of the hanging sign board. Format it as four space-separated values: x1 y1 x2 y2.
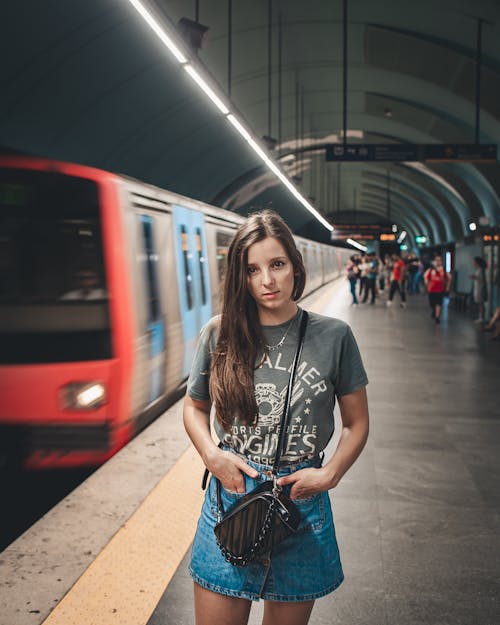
331 224 394 241
325 144 497 163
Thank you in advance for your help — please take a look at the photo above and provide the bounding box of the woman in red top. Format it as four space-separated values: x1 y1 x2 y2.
386 254 407 307
424 255 451 324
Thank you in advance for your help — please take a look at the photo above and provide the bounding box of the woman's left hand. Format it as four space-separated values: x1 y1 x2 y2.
277 467 333 500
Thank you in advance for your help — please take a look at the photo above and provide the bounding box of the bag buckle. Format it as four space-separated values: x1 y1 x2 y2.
272 476 282 496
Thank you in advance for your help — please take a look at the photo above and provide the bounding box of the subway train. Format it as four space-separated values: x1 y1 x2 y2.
0 155 350 470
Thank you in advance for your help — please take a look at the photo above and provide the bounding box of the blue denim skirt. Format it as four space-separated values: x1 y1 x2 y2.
189 453 344 602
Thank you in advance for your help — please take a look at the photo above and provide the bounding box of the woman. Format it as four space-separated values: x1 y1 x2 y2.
470 256 488 323
386 253 407 307
183 210 369 625
424 254 451 324
482 263 500 339
346 254 360 305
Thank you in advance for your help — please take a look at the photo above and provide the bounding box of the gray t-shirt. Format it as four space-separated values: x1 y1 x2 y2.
187 308 368 466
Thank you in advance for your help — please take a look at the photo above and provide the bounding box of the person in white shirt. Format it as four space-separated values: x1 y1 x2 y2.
60 269 107 301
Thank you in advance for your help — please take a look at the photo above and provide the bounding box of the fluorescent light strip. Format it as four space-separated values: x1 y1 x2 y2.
227 113 253 142
184 65 229 115
346 238 368 252
126 0 333 232
227 116 333 231
127 0 188 63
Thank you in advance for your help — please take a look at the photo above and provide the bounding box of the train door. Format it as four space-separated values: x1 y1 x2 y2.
138 214 166 404
172 205 211 377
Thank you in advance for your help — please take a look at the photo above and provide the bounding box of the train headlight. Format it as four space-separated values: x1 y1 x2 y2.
61 382 107 410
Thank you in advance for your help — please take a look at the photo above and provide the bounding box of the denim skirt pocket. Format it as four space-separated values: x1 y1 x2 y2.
208 474 256 518
291 492 326 533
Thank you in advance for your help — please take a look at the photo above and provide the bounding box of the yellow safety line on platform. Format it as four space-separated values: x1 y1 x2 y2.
41 445 204 625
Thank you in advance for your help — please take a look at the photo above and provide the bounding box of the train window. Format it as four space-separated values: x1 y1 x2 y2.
180 225 193 310
0 169 107 303
0 168 111 363
216 230 233 284
140 216 161 322
195 227 207 306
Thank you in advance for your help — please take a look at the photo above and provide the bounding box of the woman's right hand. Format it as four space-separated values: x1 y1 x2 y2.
205 447 258 493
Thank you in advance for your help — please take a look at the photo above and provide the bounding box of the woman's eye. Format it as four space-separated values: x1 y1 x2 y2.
247 266 257 274
273 260 285 268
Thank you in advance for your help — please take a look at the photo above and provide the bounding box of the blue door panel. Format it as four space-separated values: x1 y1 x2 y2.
172 205 212 377
190 210 212 327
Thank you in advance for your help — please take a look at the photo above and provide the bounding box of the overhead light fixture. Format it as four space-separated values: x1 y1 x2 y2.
125 0 333 233
397 230 407 244
262 135 278 151
468 222 477 231
178 17 209 54
346 238 368 252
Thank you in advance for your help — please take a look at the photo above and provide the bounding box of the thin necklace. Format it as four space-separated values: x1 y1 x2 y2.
264 315 296 351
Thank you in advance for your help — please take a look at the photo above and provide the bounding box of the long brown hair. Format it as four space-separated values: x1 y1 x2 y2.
210 209 306 431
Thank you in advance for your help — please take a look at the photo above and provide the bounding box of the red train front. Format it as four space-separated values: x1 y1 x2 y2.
0 156 135 469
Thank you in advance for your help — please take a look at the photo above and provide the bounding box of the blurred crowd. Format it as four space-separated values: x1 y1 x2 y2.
345 250 500 339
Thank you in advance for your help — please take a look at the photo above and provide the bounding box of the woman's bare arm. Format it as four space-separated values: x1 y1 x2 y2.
278 387 369 499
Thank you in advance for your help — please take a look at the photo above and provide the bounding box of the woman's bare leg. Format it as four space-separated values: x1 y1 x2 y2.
484 307 500 330
194 583 252 625
262 600 315 625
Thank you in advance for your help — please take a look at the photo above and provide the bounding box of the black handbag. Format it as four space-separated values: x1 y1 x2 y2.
212 311 309 566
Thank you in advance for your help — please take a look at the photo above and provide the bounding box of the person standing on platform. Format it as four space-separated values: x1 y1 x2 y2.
358 253 370 301
407 253 420 295
424 255 451 324
362 252 379 304
482 262 500 339
379 254 391 293
183 210 369 625
386 253 407 307
470 256 488 324
346 254 360 305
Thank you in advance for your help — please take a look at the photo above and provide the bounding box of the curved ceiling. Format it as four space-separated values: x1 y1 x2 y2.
1 0 499 246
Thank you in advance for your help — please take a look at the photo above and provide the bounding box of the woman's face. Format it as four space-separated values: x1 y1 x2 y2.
246 236 297 321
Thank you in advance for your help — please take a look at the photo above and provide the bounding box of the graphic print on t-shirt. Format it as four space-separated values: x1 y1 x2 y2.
221 351 328 465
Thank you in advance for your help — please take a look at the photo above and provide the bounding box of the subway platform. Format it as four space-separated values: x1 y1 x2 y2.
1 279 499 625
